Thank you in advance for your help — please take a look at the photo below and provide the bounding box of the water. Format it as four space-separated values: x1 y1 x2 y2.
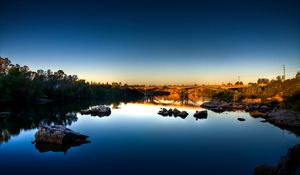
0 98 299 175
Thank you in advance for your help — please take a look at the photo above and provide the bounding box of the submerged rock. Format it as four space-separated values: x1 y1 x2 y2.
253 144 300 175
193 110 208 119
80 105 111 117
35 125 89 145
237 118 246 121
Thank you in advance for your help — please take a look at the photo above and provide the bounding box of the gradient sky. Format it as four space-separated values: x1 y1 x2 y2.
1 0 300 85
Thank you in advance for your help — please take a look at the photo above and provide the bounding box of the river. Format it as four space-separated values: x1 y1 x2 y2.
0 96 299 175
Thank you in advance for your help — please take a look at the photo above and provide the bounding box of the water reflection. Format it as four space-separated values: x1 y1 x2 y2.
34 141 90 153
141 93 210 108
0 99 126 145
0 95 299 175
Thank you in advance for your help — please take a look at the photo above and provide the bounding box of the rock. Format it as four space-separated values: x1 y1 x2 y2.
202 101 274 114
245 104 261 112
230 103 246 110
250 111 267 118
177 111 188 118
258 105 270 113
237 118 246 121
158 108 188 118
242 98 262 104
35 125 89 145
211 107 225 113
266 110 300 128
80 105 111 117
193 110 208 119
173 108 181 116
167 108 173 116
253 144 300 175
200 101 219 109
253 165 274 175
158 108 169 116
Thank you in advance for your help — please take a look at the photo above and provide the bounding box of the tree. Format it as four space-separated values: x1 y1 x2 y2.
257 78 269 84
0 57 11 75
296 72 300 79
235 81 243 85
276 75 282 82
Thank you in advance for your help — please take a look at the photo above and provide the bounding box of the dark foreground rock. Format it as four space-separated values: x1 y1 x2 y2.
158 108 188 118
193 110 208 119
35 125 89 145
254 144 300 175
80 105 111 117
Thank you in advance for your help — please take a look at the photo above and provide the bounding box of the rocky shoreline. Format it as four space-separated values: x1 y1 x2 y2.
201 101 300 134
254 144 300 175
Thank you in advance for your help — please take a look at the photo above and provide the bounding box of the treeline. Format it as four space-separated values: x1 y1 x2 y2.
0 57 143 105
205 72 300 111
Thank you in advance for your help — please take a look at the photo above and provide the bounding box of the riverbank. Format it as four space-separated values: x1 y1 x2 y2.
254 144 300 175
201 100 300 135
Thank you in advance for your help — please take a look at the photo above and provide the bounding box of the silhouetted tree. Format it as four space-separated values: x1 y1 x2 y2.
257 78 269 84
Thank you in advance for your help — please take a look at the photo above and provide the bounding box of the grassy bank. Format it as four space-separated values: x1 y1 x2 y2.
204 73 300 111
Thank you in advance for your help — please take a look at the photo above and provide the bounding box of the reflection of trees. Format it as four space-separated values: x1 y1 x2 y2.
0 98 144 145
112 102 121 109
0 104 79 145
0 100 100 145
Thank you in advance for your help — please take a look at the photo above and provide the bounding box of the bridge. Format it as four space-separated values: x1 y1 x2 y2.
129 84 250 102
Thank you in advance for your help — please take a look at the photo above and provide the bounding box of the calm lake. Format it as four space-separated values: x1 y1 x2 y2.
0 97 299 175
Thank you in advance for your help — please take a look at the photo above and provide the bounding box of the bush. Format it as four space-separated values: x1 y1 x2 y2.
211 89 234 102
283 91 300 111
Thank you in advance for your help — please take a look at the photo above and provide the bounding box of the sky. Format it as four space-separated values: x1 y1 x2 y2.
0 0 300 85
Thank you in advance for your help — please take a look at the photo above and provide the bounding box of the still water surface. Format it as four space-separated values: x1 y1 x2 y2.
0 99 299 175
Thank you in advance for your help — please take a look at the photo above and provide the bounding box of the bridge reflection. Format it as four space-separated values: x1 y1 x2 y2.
130 84 248 106
141 92 210 108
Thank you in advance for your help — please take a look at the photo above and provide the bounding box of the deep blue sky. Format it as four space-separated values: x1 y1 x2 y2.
1 0 300 84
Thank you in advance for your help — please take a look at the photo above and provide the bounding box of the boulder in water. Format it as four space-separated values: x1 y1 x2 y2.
194 110 208 119
35 125 89 145
177 111 188 118
80 105 111 117
173 108 181 116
